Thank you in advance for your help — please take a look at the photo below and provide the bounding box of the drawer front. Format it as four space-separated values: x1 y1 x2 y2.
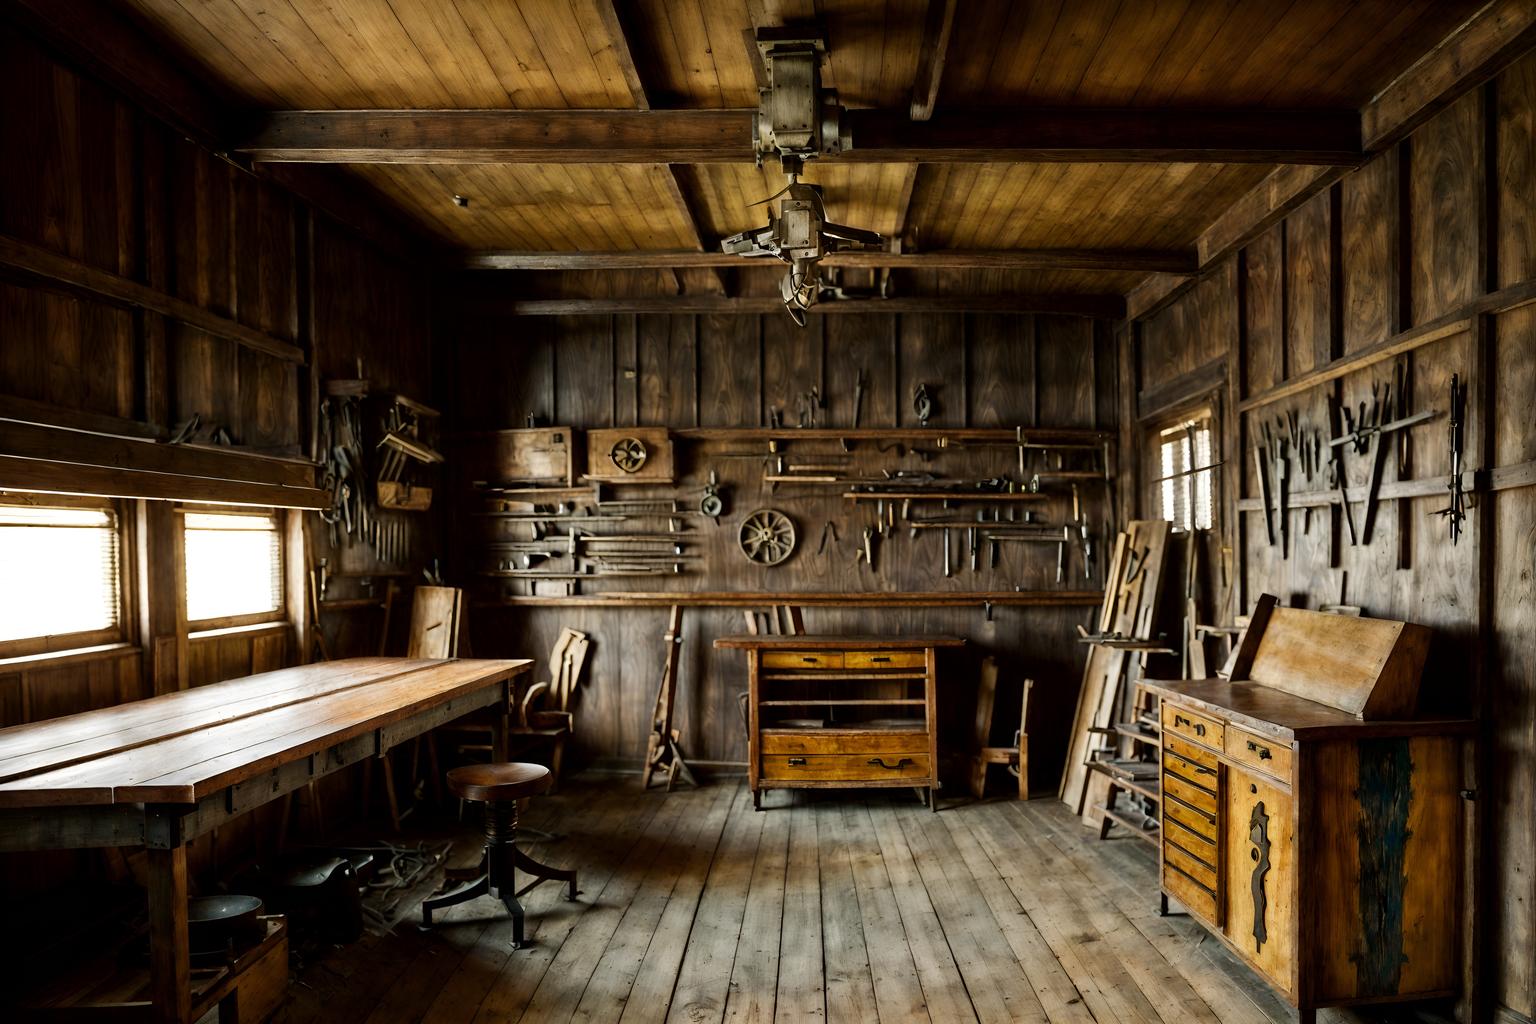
1224 726 1293 784
1164 792 1218 841
1164 816 1218 864
1163 863 1218 925
761 731 928 755
1163 749 1219 788
1164 734 1220 770
844 650 926 670
1162 702 1225 751
1164 772 1218 815
1163 841 1218 890
761 752 931 782
762 650 845 670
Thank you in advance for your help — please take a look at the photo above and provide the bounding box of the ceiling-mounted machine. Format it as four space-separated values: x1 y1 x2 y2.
721 29 888 326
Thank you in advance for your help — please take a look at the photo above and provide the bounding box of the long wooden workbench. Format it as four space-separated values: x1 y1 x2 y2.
0 656 532 1024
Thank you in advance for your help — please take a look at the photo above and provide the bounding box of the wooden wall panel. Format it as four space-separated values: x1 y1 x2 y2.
761 315 823 425
1498 51 1536 289
898 313 965 427
1410 91 1483 325
1285 190 1333 374
822 315 896 430
636 315 697 426
446 306 1114 790
1128 68 1536 1022
968 314 1034 426
1036 316 1095 428
697 314 760 427
1243 225 1284 398
1340 155 1396 352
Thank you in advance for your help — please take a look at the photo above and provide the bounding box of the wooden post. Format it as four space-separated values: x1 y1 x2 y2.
146 844 191 1024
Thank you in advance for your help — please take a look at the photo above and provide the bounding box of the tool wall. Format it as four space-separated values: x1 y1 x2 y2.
444 308 1120 785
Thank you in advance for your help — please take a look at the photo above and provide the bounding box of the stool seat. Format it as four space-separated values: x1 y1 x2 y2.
446 762 551 802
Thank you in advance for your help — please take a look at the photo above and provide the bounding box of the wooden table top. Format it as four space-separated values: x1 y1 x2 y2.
1142 678 1476 741
0 657 530 809
713 634 966 650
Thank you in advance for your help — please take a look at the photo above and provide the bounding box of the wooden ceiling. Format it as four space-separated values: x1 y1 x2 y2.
111 0 1493 304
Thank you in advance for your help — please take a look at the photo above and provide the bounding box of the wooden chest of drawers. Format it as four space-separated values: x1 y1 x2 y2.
1145 599 1473 1024
715 634 964 810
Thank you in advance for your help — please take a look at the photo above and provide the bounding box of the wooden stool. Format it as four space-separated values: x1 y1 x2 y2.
420 763 578 948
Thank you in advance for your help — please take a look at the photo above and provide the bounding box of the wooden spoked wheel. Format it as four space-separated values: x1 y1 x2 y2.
738 508 797 565
608 437 648 473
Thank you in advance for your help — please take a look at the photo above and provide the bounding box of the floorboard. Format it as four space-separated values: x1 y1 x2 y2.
270 777 1440 1024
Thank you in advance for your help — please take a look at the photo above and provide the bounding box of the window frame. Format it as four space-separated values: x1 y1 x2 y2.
179 505 286 632
0 494 128 660
1148 404 1220 533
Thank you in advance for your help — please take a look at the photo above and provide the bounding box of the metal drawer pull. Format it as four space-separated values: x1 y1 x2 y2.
1173 714 1206 737
787 757 807 766
868 757 914 770
801 656 820 663
869 656 891 663
1246 740 1273 760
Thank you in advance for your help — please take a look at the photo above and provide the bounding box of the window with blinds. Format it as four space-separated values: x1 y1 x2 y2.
184 511 284 626
0 503 122 655
1155 416 1216 531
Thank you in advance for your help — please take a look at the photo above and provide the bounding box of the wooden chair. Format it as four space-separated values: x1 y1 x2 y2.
374 586 463 829
507 627 590 791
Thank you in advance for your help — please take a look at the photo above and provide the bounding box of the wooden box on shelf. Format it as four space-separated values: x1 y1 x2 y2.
715 634 965 811
584 426 674 483
1144 595 1472 1024
462 426 578 486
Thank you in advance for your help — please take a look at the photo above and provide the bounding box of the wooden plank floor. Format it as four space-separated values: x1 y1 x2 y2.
277 779 1435 1024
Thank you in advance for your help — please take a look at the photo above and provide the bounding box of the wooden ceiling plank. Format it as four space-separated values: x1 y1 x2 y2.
234 107 1364 164
461 248 1196 272
1362 0 1536 150
503 294 1126 317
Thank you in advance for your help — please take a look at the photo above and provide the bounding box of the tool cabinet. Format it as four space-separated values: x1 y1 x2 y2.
715 634 964 810
1145 598 1473 1023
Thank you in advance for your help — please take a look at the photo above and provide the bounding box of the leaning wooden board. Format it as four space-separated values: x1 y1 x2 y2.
0 657 532 1024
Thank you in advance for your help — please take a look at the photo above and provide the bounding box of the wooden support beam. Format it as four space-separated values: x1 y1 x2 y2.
462 248 1197 272
909 0 957 121
1125 272 1197 322
236 108 1363 165
499 294 1125 317
1363 0 1536 151
661 165 728 295
0 234 306 364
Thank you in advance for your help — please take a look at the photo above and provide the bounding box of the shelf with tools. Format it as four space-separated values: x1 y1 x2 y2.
451 411 1114 604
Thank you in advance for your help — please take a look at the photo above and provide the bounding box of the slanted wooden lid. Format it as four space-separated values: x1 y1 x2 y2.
1242 603 1431 719
446 762 551 802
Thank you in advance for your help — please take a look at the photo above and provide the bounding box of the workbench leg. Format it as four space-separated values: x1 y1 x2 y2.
147 845 192 1024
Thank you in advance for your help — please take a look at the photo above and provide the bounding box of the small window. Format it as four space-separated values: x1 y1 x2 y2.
0 502 122 656
1155 415 1216 531
184 511 283 626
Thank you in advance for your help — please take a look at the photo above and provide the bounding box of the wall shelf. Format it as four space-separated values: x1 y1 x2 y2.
477 589 1103 609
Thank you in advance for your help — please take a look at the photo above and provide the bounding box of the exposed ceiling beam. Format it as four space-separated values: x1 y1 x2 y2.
1363 0 1536 151
236 108 1363 165
909 0 957 121
498 295 1126 318
594 0 727 294
462 248 1196 273
594 0 652 112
